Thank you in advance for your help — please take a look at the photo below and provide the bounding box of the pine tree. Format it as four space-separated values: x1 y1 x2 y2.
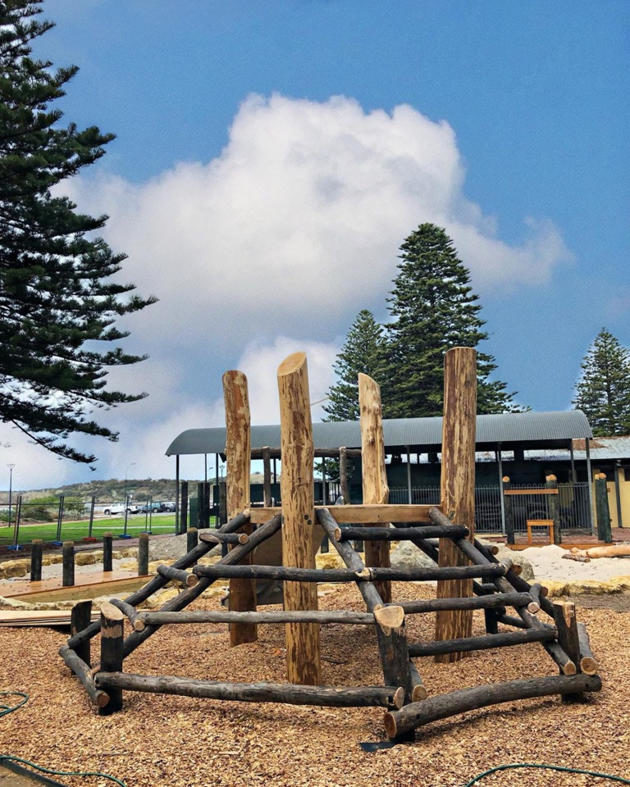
573 328 630 436
0 0 156 463
323 309 386 422
382 223 515 418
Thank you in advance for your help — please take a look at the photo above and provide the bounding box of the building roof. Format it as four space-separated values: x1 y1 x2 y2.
165 410 593 457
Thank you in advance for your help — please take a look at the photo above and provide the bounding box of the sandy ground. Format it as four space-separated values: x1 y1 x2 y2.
519 544 630 582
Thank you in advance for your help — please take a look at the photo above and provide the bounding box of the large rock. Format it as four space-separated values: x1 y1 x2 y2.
478 539 535 582
390 540 438 569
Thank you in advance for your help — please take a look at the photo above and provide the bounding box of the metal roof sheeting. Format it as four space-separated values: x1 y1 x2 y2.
165 410 592 456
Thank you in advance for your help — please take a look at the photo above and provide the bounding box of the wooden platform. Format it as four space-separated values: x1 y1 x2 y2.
0 609 101 628
0 574 150 603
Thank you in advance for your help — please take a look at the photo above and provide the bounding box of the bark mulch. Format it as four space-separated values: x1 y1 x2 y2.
0 582 628 787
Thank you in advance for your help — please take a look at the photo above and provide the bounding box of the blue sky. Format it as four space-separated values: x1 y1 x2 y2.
7 0 630 488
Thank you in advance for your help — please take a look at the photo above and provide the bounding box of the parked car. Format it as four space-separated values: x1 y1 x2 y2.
102 503 139 516
161 501 176 512
139 502 163 513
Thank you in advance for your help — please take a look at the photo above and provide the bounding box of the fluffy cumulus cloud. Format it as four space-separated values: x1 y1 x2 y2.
16 93 571 488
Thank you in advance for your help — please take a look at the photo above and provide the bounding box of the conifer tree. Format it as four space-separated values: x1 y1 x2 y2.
573 328 630 436
382 223 514 417
324 309 386 422
0 0 155 463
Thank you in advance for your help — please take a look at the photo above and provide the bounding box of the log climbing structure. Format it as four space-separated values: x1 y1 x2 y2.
60 348 601 740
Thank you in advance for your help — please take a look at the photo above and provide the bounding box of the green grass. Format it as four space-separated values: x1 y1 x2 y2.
0 515 218 547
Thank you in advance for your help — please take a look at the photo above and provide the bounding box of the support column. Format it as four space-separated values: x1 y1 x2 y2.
435 347 477 662
262 446 272 507
223 370 256 645
586 437 595 535
359 373 391 603
278 352 320 685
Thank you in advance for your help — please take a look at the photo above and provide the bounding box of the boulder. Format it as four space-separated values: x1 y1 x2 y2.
390 540 438 569
478 539 535 582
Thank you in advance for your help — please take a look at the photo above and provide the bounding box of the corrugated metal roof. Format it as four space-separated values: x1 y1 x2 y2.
165 410 592 456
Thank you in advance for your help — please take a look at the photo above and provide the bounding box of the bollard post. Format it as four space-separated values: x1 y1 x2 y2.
30 539 43 581
187 527 198 553
62 541 75 587
10 496 22 550
54 495 64 545
137 532 149 576
86 496 96 541
71 600 92 665
103 532 113 572
99 602 124 715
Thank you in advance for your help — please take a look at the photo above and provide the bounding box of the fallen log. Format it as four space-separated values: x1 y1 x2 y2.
59 645 109 709
408 627 555 657
383 674 602 739
95 672 404 709
583 544 630 559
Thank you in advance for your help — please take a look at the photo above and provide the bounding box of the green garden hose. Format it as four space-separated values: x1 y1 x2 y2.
464 762 630 786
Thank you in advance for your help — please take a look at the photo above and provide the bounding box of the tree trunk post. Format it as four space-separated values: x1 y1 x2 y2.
223 369 257 646
262 446 272 507
180 481 188 534
435 347 477 662
546 474 561 544
278 352 320 685
595 474 613 543
62 541 75 587
137 532 149 576
99 601 124 715
187 527 198 553
71 600 92 665
358 373 391 602
30 539 43 582
552 600 584 701
103 532 113 572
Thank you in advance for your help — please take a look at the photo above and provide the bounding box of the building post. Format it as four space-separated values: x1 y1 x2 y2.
595 473 613 543
545 474 561 544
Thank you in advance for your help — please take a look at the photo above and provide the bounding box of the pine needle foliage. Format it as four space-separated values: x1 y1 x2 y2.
0 0 156 463
573 328 630 436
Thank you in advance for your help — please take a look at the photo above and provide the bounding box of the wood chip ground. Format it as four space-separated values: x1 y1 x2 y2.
0 581 628 786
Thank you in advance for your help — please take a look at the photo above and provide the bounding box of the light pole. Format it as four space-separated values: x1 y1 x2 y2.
7 464 15 529
124 461 136 503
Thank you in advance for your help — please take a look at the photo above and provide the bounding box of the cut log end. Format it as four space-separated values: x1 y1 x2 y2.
392 686 405 709
334 527 342 542
561 660 577 676
374 605 405 633
412 684 428 702
100 602 124 622
237 532 249 545
133 619 146 632
383 711 399 740
580 656 598 676
186 574 199 587
527 601 540 614
96 690 110 709
277 351 307 377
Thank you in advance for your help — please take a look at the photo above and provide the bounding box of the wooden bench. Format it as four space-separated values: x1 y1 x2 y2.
526 519 554 545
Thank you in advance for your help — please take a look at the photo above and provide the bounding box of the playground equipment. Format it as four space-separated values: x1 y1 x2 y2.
59 348 601 740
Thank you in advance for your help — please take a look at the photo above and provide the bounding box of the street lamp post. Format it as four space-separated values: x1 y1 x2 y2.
7 464 15 529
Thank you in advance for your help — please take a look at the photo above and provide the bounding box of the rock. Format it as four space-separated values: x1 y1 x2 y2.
148 529 220 561
390 541 437 569
478 539 535 582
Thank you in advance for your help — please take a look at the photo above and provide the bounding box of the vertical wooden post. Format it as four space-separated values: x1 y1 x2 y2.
262 446 272 507
137 532 149 576
180 481 188 533
187 527 198 553
71 600 92 665
435 347 477 662
30 539 43 581
219 482 227 525
278 352 320 685
358 373 391 603
99 602 124 715
62 541 75 587
546 474 561 544
553 600 583 701
103 532 113 572
595 473 613 543
223 370 257 646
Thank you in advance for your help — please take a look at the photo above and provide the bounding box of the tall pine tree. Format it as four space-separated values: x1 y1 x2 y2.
382 223 514 417
573 328 630 436
0 0 155 463
324 309 385 422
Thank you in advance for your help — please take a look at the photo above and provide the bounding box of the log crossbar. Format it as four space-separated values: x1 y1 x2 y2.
135 609 377 631
249 504 436 525
334 525 469 542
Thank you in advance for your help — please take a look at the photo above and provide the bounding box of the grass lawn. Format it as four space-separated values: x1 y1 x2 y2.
0 515 218 547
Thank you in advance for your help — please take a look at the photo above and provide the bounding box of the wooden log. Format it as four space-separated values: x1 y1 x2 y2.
577 622 598 675
223 368 257 645
383 674 602 739
65 510 252 650
193 562 505 583
278 352 320 685
200 531 249 545
484 607 499 634
262 446 272 506
135 609 377 631
408 660 428 702
137 532 149 576
334 525 469 542
435 347 477 662
70 600 92 665
495 613 528 629
30 539 43 582
552 600 583 700
398 591 534 615
110 598 141 631
103 532 113 572
62 541 75 587
409 627 555 657
59 645 109 709
317 508 413 702
249 504 435 525
186 527 198 552
121 514 283 657
359 373 391 602
157 564 198 587
99 602 124 715
95 672 404 709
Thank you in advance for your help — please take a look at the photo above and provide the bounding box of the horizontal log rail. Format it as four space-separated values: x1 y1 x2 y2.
134 609 377 631
110 598 142 630
192 563 507 583
408 627 556 657
199 531 249 545
157 564 199 587
383 673 602 739
95 672 404 709
334 525 469 542
397 591 537 615
249 504 438 525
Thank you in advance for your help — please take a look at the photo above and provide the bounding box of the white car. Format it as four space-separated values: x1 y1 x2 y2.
102 503 139 516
